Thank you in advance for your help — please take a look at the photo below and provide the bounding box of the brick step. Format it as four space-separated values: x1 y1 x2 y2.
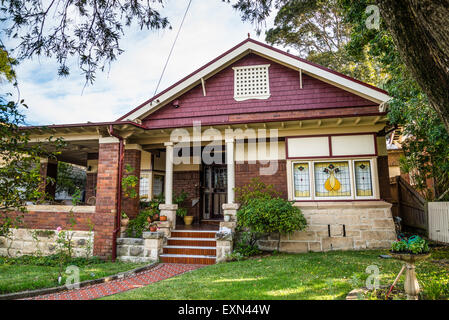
160 254 216 265
163 245 216 256
167 237 216 247
171 230 217 239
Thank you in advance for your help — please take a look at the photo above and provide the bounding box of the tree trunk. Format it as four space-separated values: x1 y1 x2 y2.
376 0 449 133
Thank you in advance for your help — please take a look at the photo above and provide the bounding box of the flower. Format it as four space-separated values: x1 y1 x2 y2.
56 226 62 232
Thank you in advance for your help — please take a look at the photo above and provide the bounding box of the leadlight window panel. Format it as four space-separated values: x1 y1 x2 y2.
354 160 373 197
139 176 149 198
293 163 310 198
314 162 351 198
233 64 270 101
153 175 164 197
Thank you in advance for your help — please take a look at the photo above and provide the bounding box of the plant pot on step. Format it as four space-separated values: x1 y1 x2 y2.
184 215 194 225
160 215 167 221
149 225 157 232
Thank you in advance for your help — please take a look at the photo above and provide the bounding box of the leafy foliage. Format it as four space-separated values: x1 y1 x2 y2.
122 164 139 199
1 0 171 83
127 197 163 237
391 235 430 254
173 190 189 217
238 197 307 235
56 162 86 196
235 177 280 206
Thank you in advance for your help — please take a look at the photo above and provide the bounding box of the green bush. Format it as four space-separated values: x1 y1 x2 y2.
237 197 307 252
0 254 104 267
235 177 280 206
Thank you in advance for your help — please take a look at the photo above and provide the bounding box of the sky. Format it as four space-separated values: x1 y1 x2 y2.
10 1 280 126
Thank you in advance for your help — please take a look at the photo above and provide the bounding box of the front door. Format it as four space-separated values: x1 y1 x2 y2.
202 165 227 220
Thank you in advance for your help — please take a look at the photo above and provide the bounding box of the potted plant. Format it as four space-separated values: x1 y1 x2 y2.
174 190 193 225
390 235 431 300
160 215 167 221
121 212 129 227
149 223 158 232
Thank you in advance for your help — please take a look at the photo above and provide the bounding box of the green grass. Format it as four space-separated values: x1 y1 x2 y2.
0 258 148 294
102 248 449 300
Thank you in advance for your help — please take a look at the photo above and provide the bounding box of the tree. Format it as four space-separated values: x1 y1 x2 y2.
1 0 170 83
375 0 449 134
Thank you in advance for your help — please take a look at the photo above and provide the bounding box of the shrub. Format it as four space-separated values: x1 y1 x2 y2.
235 177 280 206
237 197 307 251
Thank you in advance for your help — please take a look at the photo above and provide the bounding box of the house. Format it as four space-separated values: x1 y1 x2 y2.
3 38 397 264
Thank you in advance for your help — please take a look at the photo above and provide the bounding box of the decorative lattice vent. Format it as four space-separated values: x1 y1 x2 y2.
233 64 270 101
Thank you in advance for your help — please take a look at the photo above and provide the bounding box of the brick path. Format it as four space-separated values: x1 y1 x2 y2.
27 263 203 300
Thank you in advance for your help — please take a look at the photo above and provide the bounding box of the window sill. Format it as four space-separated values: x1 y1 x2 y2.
293 200 391 209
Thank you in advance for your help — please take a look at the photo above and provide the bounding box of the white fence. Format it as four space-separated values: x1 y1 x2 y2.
428 202 449 243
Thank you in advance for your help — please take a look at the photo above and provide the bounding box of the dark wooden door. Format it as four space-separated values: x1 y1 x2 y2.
202 165 227 220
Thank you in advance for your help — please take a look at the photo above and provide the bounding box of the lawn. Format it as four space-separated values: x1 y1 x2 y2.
102 248 449 300
0 256 148 294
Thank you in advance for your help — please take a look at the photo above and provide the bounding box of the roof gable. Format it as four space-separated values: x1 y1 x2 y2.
118 38 390 122
142 54 379 129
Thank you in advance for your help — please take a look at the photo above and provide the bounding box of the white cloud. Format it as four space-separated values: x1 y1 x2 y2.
14 1 278 125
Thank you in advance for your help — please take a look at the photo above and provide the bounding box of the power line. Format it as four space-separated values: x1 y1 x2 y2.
153 0 193 97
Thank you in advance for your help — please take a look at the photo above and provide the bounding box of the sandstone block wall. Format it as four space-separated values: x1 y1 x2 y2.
258 201 396 252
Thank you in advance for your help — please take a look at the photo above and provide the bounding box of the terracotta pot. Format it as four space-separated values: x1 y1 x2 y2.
147 217 152 223
149 226 157 232
160 215 167 221
184 216 194 225
121 218 129 227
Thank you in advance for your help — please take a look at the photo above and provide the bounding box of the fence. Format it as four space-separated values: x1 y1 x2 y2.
428 202 449 243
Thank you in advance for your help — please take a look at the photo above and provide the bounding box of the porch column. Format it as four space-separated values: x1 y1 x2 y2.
159 141 177 229
226 138 235 203
164 142 174 205
222 138 239 231
122 144 142 220
94 137 120 259
39 157 58 201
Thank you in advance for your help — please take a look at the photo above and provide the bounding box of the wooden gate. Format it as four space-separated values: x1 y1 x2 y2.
390 176 427 233
428 202 449 243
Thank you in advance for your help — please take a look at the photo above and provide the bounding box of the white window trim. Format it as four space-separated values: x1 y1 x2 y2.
233 64 271 101
291 158 378 201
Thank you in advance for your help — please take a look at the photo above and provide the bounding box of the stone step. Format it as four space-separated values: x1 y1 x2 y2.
163 245 216 256
167 237 216 247
171 230 217 239
117 256 154 263
159 254 216 265
116 238 144 246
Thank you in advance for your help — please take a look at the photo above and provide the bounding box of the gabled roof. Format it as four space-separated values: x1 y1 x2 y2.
118 38 390 122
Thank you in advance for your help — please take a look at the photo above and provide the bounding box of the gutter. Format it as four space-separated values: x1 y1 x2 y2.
107 124 125 261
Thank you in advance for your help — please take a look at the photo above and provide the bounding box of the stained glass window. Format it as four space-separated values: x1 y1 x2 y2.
314 162 351 197
293 163 310 198
354 161 373 196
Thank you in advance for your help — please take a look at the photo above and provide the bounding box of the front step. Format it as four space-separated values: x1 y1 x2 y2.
162 229 218 265
163 245 216 256
160 254 216 265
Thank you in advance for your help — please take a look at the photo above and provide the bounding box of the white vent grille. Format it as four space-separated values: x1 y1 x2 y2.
233 64 270 101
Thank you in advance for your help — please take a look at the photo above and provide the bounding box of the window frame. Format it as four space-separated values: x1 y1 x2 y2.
291 158 376 201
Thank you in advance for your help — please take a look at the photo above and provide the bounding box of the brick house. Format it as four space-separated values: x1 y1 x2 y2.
5 38 396 264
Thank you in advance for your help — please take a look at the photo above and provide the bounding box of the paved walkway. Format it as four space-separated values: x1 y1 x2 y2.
27 263 203 300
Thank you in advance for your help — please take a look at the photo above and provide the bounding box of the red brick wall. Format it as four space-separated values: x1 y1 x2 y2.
0 210 94 231
143 54 377 129
173 171 201 222
94 142 119 259
235 161 288 199
121 149 141 220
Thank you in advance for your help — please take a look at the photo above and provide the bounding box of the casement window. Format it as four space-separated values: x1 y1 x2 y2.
292 159 376 200
233 64 270 101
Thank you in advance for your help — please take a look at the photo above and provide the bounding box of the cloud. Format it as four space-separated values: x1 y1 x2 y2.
13 1 278 125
